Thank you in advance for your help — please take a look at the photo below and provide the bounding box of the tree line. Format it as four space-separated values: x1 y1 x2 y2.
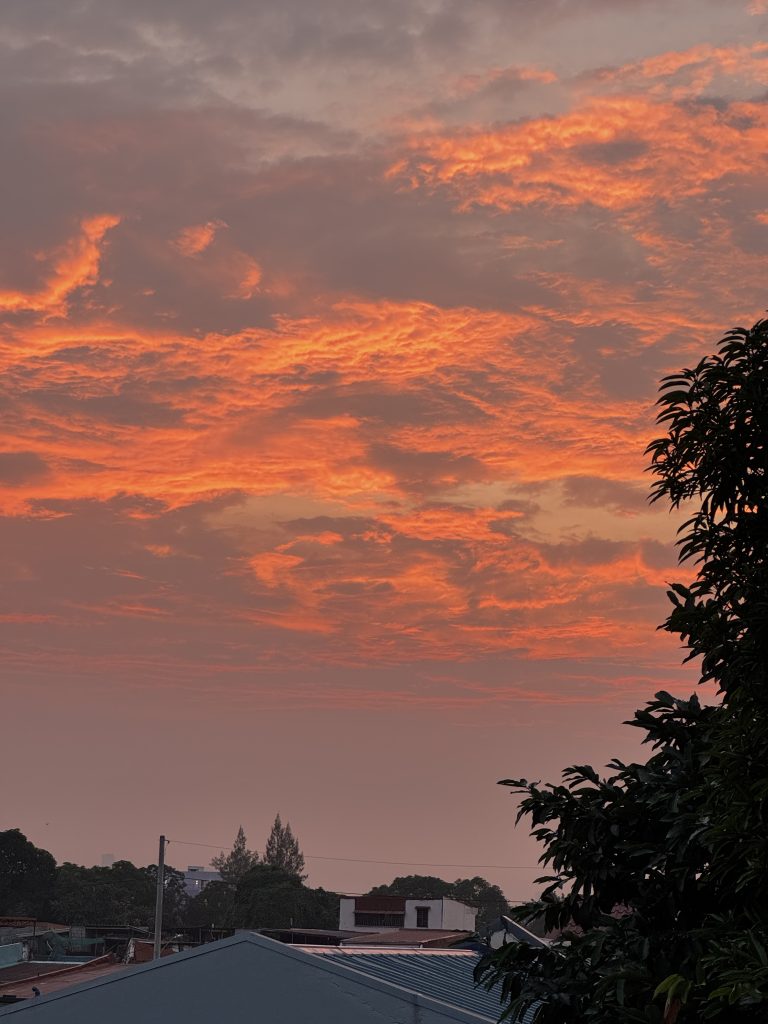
1 821 512 933
0 815 326 932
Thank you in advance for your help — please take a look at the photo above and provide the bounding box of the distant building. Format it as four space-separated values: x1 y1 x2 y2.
99 855 115 868
183 866 222 898
339 895 477 933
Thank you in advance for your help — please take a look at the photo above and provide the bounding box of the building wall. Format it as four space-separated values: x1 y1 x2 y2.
438 900 477 932
340 897 477 933
338 898 356 931
403 900 443 929
183 868 222 899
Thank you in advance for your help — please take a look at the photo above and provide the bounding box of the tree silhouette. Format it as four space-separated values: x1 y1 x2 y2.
211 826 259 884
263 814 306 878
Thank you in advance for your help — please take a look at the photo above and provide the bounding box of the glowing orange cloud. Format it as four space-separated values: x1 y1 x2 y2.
6 42 759 680
0 215 119 316
173 220 227 257
390 95 768 213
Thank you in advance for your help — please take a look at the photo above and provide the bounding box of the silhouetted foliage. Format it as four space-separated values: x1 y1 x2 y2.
477 319 768 1022
211 825 259 884
184 880 236 929
263 814 306 878
0 829 56 918
233 864 337 929
51 860 187 929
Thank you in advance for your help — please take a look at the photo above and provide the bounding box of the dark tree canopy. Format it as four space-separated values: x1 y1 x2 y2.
263 814 306 878
233 864 337 930
51 860 187 929
477 319 768 1023
184 880 236 929
211 826 259 884
0 829 56 918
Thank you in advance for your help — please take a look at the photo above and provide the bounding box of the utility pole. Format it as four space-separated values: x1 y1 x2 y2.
153 835 166 961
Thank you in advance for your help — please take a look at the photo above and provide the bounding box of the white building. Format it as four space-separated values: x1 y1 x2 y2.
183 866 222 898
339 896 477 933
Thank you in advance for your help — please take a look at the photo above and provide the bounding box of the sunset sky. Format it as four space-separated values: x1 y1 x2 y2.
3 0 767 899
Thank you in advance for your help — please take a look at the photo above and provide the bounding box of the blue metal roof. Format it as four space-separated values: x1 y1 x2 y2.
306 948 543 1023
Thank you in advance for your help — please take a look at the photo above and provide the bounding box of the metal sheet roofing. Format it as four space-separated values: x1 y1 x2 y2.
304 947 542 1023
341 928 471 947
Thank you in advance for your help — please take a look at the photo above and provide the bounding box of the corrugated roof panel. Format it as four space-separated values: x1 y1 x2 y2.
305 948 544 1022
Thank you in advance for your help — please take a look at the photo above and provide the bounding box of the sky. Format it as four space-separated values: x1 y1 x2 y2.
3 0 768 899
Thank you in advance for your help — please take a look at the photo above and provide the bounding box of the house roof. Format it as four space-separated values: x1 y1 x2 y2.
0 959 127 1001
304 947 505 1020
0 932 509 1023
255 927 362 944
341 928 473 947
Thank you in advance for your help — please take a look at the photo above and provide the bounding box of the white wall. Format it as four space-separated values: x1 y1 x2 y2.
338 898 356 931
440 900 477 932
403 899 443 929
339 897 477 933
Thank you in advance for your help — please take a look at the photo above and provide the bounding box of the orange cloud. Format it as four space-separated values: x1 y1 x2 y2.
173 220 227 257
390 95 768 214
0 215 119 316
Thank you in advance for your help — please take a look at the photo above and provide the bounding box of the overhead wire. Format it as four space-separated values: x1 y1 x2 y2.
166 837 539 871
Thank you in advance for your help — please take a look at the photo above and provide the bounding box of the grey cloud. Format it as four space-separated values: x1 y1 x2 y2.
281 515 375 536
289 382 489 427
367 442 489 494
495 497 541 517
0 451 49 485
561 475 649 514
575 138 650 166
539 535 633 567
24 385 186 428
640 538 674 570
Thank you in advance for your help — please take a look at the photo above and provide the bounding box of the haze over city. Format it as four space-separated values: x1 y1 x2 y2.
4 0 767 898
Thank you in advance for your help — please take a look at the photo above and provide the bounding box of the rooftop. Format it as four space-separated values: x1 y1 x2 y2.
341 928 473 947
304 946 506 1020
0 958 127 1003
0 932 541 1022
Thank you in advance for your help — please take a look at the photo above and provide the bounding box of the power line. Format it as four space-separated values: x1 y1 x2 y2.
167 838 540 871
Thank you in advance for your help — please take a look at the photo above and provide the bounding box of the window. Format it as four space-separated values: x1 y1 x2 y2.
416 907 430 928
354 912 405 928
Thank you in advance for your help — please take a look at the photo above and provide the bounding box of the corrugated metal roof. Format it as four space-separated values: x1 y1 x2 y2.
0 933 543 1023
304 947 543 1022
341 928 471 947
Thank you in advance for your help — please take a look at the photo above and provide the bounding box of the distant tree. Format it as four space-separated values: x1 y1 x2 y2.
233 864 337 930
370 874 452 900
370 874 509 929
184 881 236 929
51 859 186 929
451 877 510 928
211 826 259 884
144 863 188 930
263 815 305 878
0 829 56 918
